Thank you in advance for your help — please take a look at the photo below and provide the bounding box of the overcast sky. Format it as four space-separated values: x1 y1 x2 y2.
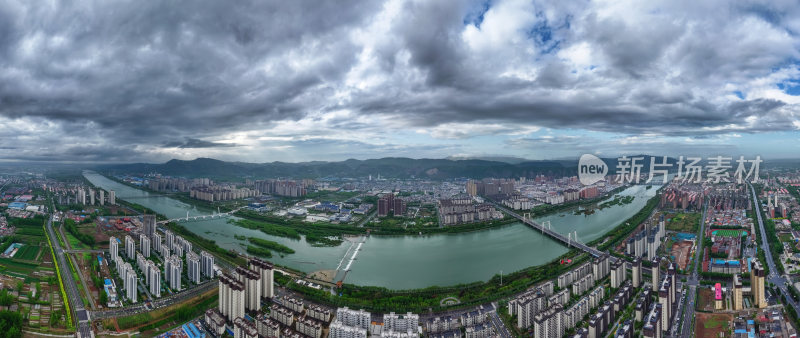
1 0 799 163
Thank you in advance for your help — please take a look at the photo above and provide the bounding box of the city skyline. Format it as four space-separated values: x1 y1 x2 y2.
2 0 800 163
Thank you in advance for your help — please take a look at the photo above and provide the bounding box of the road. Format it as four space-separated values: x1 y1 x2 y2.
356 210 377 227
69 253 98 311
56 223 98 311
676 201 709 338
487 306 512 338
90 279 217 320
749 183 800 316
46 216 93 337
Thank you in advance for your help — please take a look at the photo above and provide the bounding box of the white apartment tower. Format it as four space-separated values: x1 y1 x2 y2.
125 235 135 259
140 234 151 258
109 236 119 262
201 251 215 277
187 251 201 284
148 262 161 298
152 232 162 254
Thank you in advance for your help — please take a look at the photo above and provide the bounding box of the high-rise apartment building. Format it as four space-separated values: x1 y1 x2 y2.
152 232 162 254
187 251 201 284
165 230 175 251
110 236 119 262
140 234 150 258
165 255 182 291
235 266 261 311
201 251 215 278
377 193 406 217
143 214 156 238
533 303 564 338
148 262 161 298
733 274 743 310
751 260 766 308
249 257 274 298
219 273 246 322
125 235 135 259
632 257 642 288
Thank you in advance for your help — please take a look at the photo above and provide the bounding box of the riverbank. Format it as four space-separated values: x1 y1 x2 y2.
104 175 239 213
233 209 520 241
107 172 627 238
285 249 590 313
524 184 629 217
83 171 662 310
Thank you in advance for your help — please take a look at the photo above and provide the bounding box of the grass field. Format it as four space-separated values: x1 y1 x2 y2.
666 212 702 232
64 232 91 250
779 233 794 242
711 229 748 237
13 245 40 261
0 258 39 277
14 226 47 244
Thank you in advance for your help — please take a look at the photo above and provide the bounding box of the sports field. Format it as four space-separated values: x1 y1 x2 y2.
711 229 748 237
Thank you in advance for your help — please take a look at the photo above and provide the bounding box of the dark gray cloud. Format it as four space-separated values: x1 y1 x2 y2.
0 0 798 163
164 138 238 149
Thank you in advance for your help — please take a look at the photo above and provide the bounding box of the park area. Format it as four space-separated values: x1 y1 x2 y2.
695 313 732 338
666 212 701 232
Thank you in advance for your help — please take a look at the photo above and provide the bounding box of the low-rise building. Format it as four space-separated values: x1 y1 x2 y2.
296 315 323 338
234 317 258 338
204 308 226 337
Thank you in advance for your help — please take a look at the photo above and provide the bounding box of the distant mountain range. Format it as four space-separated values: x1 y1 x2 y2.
99 155 677 180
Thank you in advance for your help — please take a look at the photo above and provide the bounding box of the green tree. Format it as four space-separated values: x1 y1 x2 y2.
49 309 62 327
0 311 22 338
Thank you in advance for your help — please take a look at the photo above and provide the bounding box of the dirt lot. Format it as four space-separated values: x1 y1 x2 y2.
671 240 693 270
697 288 716 312
695 312 732 338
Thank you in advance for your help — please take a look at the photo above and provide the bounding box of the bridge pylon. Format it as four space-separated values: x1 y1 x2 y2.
541 220 551 234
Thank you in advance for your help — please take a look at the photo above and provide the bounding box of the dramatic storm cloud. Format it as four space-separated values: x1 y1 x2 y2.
1 0 799 162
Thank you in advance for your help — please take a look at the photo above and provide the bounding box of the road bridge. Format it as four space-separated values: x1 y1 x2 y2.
489 201 604 258
156 207 244 225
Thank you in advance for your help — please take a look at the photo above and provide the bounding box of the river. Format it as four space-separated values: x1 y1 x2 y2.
84 172 659 290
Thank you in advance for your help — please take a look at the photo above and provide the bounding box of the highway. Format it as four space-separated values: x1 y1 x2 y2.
749 183 800 316
46 216 93 337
